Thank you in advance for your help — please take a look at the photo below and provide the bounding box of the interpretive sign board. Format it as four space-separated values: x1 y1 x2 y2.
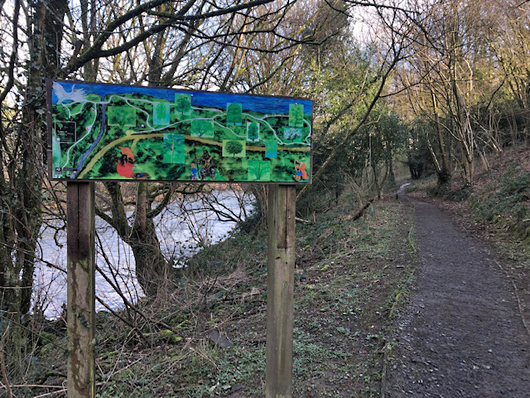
47 80 312 183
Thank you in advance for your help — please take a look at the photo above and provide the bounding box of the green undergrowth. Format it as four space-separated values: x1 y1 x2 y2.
470 163 530 250
34 190 419 398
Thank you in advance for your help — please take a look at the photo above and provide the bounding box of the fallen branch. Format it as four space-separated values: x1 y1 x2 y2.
351 198 375 222
0 384 65 389
33 390 67 398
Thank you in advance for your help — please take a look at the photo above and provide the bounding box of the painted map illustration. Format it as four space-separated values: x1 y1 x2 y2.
48 80 312 183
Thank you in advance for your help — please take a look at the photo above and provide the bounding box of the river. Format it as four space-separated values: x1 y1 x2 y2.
34 189 253 319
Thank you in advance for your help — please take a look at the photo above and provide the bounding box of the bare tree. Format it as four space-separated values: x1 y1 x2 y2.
388 0 519 188
0 0 69 379
26 0 337 297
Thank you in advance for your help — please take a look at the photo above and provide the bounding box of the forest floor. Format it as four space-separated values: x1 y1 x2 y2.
384 192 530 397
33 188 421 398
21 148 530 397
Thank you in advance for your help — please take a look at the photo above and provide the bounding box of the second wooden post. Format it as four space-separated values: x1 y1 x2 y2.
67 181 96 398
266 184 296 398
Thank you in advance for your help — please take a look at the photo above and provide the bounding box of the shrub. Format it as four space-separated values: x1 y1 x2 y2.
471 165 530 239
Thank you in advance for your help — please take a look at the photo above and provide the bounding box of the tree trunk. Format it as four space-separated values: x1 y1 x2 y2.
99 182 169 297
129 182 168 296
0 0 67 380
461 147 474 187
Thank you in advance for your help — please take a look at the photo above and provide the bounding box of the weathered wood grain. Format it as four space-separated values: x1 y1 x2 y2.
67 182 95 398
266 184 296 398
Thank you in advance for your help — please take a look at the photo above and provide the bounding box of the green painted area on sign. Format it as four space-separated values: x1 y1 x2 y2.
108 106 137 127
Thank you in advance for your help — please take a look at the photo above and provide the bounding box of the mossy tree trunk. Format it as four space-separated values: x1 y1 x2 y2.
0 0 67 379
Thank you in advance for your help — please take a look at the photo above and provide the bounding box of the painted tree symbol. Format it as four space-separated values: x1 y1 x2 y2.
254 162 266 179
194 119 212 137
290 104 304 127
226 103 242 125
155 103 166 120
249 160 269 180
225 140 243 155
176 94 190 115
248 122 259 141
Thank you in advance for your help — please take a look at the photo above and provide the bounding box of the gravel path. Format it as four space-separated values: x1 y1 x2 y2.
385 196 530 397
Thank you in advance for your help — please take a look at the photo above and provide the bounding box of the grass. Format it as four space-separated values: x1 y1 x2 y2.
288 197 417 397
28 187 419 398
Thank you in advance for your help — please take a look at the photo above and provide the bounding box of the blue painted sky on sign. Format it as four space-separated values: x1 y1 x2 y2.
51 81 312 115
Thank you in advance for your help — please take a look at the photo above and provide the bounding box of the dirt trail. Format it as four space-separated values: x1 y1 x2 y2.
385 196 530 397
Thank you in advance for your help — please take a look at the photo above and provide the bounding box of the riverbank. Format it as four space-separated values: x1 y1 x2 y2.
34 188 252 318
24 187 418 397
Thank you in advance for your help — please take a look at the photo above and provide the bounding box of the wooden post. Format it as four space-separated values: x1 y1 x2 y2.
266 184 296 398
67 182 96 398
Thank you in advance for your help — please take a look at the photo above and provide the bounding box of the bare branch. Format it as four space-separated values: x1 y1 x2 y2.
0 0 20 104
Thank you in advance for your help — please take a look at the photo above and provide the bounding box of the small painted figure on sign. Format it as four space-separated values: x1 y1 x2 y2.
134 172 150 179
199 150 216 180
293 159 308 181
191 162 198 180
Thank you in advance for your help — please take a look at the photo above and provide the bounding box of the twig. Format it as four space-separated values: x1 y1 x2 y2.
33 389 67 398
20 381 104 397
95 232 135 321
95 297 136 332
295 216 311 224
0 241 65 274
94 241 185 341
103 330 138 384
0 323 13 398
1 384 65 389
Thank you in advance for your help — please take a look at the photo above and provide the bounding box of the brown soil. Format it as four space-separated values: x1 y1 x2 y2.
385 195 530 397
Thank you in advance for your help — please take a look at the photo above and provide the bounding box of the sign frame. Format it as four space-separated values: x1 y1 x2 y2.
46 79 312 185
